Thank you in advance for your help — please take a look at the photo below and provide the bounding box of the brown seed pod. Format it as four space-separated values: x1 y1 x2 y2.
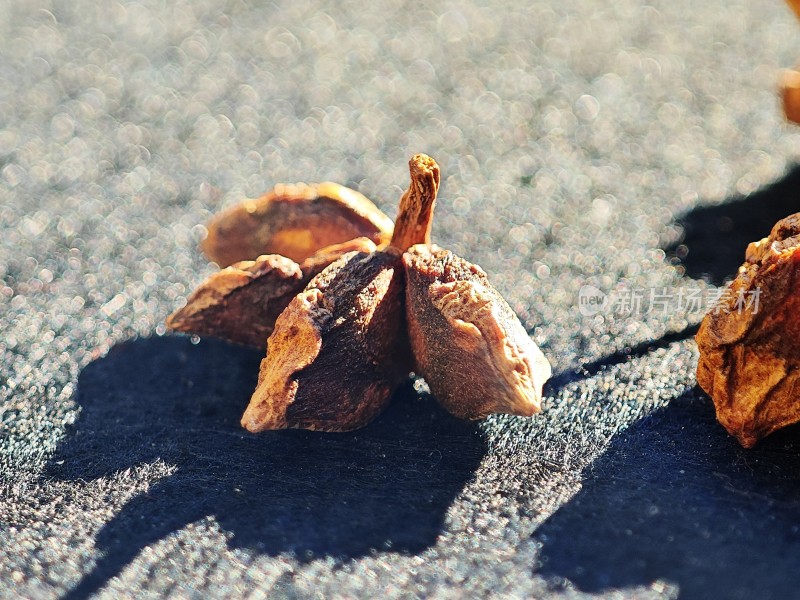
201 182 394 267
782 3 800 124
241 249 407 432
240 155 442 432
166 238 377 348
696 213 800 447
788 0 800 21
171 153 552 433
403 244 551 420
781 69 800 125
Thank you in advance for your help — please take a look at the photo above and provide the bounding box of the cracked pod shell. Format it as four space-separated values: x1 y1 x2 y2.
403 244 551 420
202 182 393 267
166 238 377 348
697 213 800 448
241 249 408 432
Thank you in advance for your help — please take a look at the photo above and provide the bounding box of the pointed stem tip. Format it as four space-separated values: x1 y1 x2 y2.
390 154 441 252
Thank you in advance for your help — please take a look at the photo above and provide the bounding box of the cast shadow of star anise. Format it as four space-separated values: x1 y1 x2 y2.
534 388 800 598
662 163 800 447
47 335 487 599
663 164 800 286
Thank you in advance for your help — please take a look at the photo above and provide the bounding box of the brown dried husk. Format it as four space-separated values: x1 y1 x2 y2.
696 214 800 447
201 182 393 267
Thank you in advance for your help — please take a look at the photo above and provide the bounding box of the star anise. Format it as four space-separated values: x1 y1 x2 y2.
169 154 552 432
696 213 800 447
781 1 800 124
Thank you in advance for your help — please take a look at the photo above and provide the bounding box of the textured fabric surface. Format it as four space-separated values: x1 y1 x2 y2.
2 1 800 598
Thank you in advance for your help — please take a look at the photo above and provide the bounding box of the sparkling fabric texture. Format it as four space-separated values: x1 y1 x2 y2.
2 1 800 598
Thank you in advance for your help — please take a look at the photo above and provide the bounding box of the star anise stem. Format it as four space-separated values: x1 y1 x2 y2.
389 154 441 252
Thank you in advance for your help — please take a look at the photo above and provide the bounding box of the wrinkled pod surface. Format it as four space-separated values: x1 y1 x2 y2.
169 154 552 432
697 213 800 447
241 154 440 432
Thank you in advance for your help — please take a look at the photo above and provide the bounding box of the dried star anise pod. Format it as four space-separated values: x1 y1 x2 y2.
166 237 377 347
201 182 393 267
696 213 800 447
781 1 800 124
169 154 551 432
241 247 408 432
782 69 800 125
403 244 552 419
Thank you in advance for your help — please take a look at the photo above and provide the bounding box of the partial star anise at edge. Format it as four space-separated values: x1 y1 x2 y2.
781 1 800 124
168 154 552 432
698 0 800 448
696 214 800 448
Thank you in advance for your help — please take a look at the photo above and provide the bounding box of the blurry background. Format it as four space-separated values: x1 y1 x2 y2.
2 1 800 598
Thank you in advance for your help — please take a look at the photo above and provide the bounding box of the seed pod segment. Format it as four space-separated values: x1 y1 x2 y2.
241 250 407 432
403 244 552 420
202 182 393 267
166 238 378 348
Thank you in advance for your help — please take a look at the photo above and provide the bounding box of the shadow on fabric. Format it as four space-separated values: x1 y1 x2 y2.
49 336 487 599
534 388 800 599
663 164 800 285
